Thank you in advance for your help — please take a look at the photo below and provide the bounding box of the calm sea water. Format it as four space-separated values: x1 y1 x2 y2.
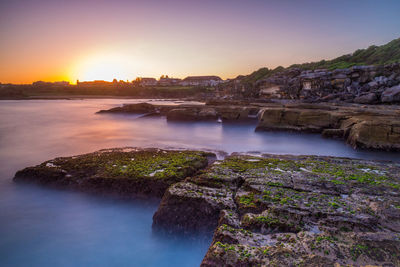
0 99 398 267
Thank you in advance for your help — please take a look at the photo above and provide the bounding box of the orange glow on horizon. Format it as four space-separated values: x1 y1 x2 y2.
69 52 140 83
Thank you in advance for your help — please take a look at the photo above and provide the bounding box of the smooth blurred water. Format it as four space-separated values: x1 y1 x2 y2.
0 99 399 267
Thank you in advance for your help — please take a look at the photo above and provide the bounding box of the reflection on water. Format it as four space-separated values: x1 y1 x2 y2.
0 99 398 267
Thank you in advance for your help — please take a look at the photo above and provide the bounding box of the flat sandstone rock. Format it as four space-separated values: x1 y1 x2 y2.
14 150 400 266
14 148 214 198
153 154 400 266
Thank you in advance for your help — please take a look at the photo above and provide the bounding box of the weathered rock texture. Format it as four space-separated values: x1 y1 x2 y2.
254 64 400 103
14 148 213 198
14 149 400 266
153 154 400 266
98 102 261 121
256 102 400 151
98 102 400 151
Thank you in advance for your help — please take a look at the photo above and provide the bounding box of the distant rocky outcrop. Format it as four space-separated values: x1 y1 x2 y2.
98 102 261 121
256 102 400 151
254 63 400 103
221 38 400 103
98 102 400 151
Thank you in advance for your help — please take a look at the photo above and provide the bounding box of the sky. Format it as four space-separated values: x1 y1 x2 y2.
0 0 399 84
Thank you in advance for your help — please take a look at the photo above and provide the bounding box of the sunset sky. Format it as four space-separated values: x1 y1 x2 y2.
1 0 399 84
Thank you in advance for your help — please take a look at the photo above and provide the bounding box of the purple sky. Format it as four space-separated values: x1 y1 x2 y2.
1 0 399 83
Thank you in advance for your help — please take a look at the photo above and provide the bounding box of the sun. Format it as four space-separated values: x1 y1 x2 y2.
73 52 138 82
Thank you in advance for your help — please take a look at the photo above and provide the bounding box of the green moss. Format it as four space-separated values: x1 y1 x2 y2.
97 150 207 179
331 179 345 185
255 216 280 225
350 244 369 261
328 201 340 209
219 156 305 174
239 193 257 207
45 149 210 182
306 160 397 188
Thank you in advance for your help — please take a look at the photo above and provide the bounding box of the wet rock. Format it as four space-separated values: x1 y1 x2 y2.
256 102 400 151
189 154 400 266
167 107 218 121
321 128 344 139
97 102 158 114
14 150 400 266
152 181 236 234
346 118 400 151
256 106 342 133
14 148 214 198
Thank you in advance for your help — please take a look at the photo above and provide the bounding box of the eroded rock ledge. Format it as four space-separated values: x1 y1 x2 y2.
256 103 400 151
14 149 400 266
98 102 400 151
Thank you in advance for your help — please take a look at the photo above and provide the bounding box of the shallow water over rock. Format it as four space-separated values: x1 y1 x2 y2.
0 99 399 267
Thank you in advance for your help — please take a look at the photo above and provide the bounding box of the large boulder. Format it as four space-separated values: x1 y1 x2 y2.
381 85 400 103
345 118 400 151
353 92 377 104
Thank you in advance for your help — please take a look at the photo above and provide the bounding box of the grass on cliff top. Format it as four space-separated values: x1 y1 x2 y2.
292 38 400 70
242 37 400 83
47 150 209 179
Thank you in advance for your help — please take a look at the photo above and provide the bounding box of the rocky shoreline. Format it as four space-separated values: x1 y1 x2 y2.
98 101 400 151
14 148 400 266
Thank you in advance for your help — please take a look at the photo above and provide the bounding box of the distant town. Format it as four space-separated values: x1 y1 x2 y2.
0 75 236 99
0 75 225 88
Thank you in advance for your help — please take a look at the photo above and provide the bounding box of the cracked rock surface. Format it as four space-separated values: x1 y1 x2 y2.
153 154 400 266
14 150 400 266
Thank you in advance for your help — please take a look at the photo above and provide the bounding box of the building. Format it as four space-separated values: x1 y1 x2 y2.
180 76 223 86
158 76 182 86
33 81 70 87
138 78 157 86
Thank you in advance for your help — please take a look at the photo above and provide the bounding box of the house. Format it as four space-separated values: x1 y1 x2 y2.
180 76 222 86
138 78 157 86
158 76 182 86
33 81 70 87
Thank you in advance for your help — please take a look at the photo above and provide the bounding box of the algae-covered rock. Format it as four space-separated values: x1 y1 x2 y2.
14 147 400 265
153 154 400 266
14 148 214 198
